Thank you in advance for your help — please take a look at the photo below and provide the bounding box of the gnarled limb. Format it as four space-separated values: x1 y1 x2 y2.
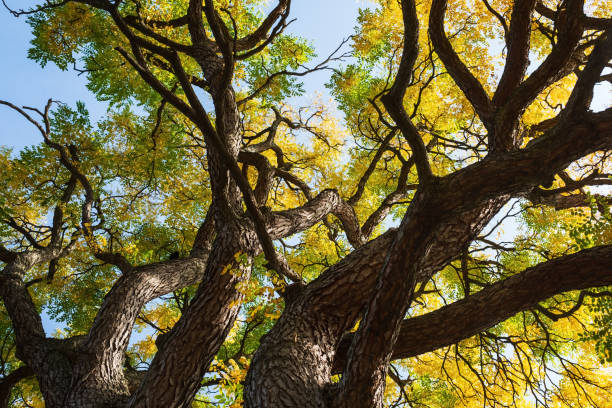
264 189 364 247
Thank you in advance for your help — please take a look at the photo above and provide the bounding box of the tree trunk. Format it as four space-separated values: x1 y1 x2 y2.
244 196 507 407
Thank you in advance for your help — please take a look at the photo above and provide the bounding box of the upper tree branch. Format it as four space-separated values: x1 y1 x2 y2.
535 1 611 31
493 0 586 143
186 0 207 46
237 37 350 106
381 0 432 183
233 0 290 52
203 0 234 90
77 1 319 284
170 46 303 283
429 0 495 128
28 100 132 273
1 0 69 16
480 0 508 38
563 22 612 115
348 129 398 205
493 0 537 105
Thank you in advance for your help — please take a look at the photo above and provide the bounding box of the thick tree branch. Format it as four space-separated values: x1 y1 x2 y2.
0 246 16 264
327 104 612 323
82 257 209 380
333 244 612 371
190 207 216 257
266 189 364 247
535 1 611 31
186 0 208 47
528 190 612 210
0 258 47 357
239 148 369 247
563 23 612 115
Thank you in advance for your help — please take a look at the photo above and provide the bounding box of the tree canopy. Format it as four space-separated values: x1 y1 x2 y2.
0 0 611 407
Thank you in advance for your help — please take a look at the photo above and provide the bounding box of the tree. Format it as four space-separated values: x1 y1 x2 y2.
0 0 611 406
